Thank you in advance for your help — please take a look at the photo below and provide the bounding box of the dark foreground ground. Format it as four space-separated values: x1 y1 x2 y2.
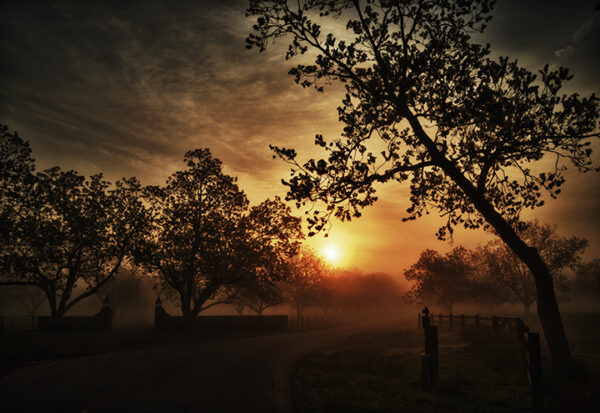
292 313 600 413
2 313 597 412
0 318 404 413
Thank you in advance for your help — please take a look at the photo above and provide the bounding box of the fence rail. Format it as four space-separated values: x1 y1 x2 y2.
419 310 543 413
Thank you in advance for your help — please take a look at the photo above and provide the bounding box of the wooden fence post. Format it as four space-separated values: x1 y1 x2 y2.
528 332 543 413
449 314 453 329
421 325 439 388
475 315 480 326
460 314 465 326
492 316 499 331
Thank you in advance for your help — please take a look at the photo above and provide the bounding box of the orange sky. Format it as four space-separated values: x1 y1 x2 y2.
1 0 599 278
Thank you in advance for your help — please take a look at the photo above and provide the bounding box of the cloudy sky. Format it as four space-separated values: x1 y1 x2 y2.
1 0 599 276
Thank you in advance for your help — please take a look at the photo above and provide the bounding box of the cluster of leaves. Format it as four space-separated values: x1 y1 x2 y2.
248 0 599 241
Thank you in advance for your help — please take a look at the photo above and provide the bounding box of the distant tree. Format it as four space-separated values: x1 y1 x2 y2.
333 270 402 312
0 286 46 317
2 172 148 317
0 130 149 317
355 272 403 309
228 278 284 316
247 0 599 371
478 221 587 313
465 266 511 313
94 265 148 320
227 197 303 316
282 248 330 318
404 247 475 314
569 259 600 301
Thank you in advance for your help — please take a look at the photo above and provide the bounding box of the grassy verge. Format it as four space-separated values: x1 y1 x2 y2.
292 322 600 413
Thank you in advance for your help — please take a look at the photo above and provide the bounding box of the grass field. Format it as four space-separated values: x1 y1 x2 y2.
292 313 600 413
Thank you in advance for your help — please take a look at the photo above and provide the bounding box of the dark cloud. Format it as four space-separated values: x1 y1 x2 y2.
0 0 337 184
483 0 600 92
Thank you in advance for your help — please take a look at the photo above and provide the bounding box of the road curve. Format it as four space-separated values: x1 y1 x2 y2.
0 320 397 412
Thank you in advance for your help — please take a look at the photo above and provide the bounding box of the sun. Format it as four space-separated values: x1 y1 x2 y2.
323 244 341 264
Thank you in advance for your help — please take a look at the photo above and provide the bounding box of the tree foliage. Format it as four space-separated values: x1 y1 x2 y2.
248 0 598 238
476 221 587 313
138 150 302 320
281 248 330 317
571 259 600 300
404 246 475 313
247 0 599 372
227 197 303 315
138 149 249 319
0 128 149 317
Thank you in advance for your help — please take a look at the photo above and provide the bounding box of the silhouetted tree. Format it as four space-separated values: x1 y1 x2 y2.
571 259 600 300
477 221 587 313
247 0 599 371
138 151 302 322
465 276 509 313
227 197 303 315
228 279 284 316
137 149 249 322
404 247 475 313
1 163 148 317
282 248 330 318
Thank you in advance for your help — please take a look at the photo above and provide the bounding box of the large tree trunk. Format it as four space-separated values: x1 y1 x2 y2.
404 108 573 374
520 247 571 372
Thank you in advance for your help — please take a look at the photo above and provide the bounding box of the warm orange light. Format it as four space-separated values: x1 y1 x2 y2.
323 244 341 263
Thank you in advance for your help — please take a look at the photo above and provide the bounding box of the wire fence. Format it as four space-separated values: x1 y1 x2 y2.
419 310 543 413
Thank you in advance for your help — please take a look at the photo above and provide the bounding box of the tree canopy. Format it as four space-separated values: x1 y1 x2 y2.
138 149 303 320
404 246 475 313
0 127 149 316
247 0 599 372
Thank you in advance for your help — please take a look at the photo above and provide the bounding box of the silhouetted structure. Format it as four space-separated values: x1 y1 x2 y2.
154 296 288 332
420 307 438 388
36 297 112 331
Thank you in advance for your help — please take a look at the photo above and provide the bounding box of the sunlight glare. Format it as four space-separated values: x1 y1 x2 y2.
323 244 341 263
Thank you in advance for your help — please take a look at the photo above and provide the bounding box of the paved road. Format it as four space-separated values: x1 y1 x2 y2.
0 320 399 412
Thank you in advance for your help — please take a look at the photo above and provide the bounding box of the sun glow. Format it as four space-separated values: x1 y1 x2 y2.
323 244 341 264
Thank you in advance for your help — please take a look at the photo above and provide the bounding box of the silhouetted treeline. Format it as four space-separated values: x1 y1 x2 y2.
1 125 405 323
404 220 597 314
0 126 304 321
